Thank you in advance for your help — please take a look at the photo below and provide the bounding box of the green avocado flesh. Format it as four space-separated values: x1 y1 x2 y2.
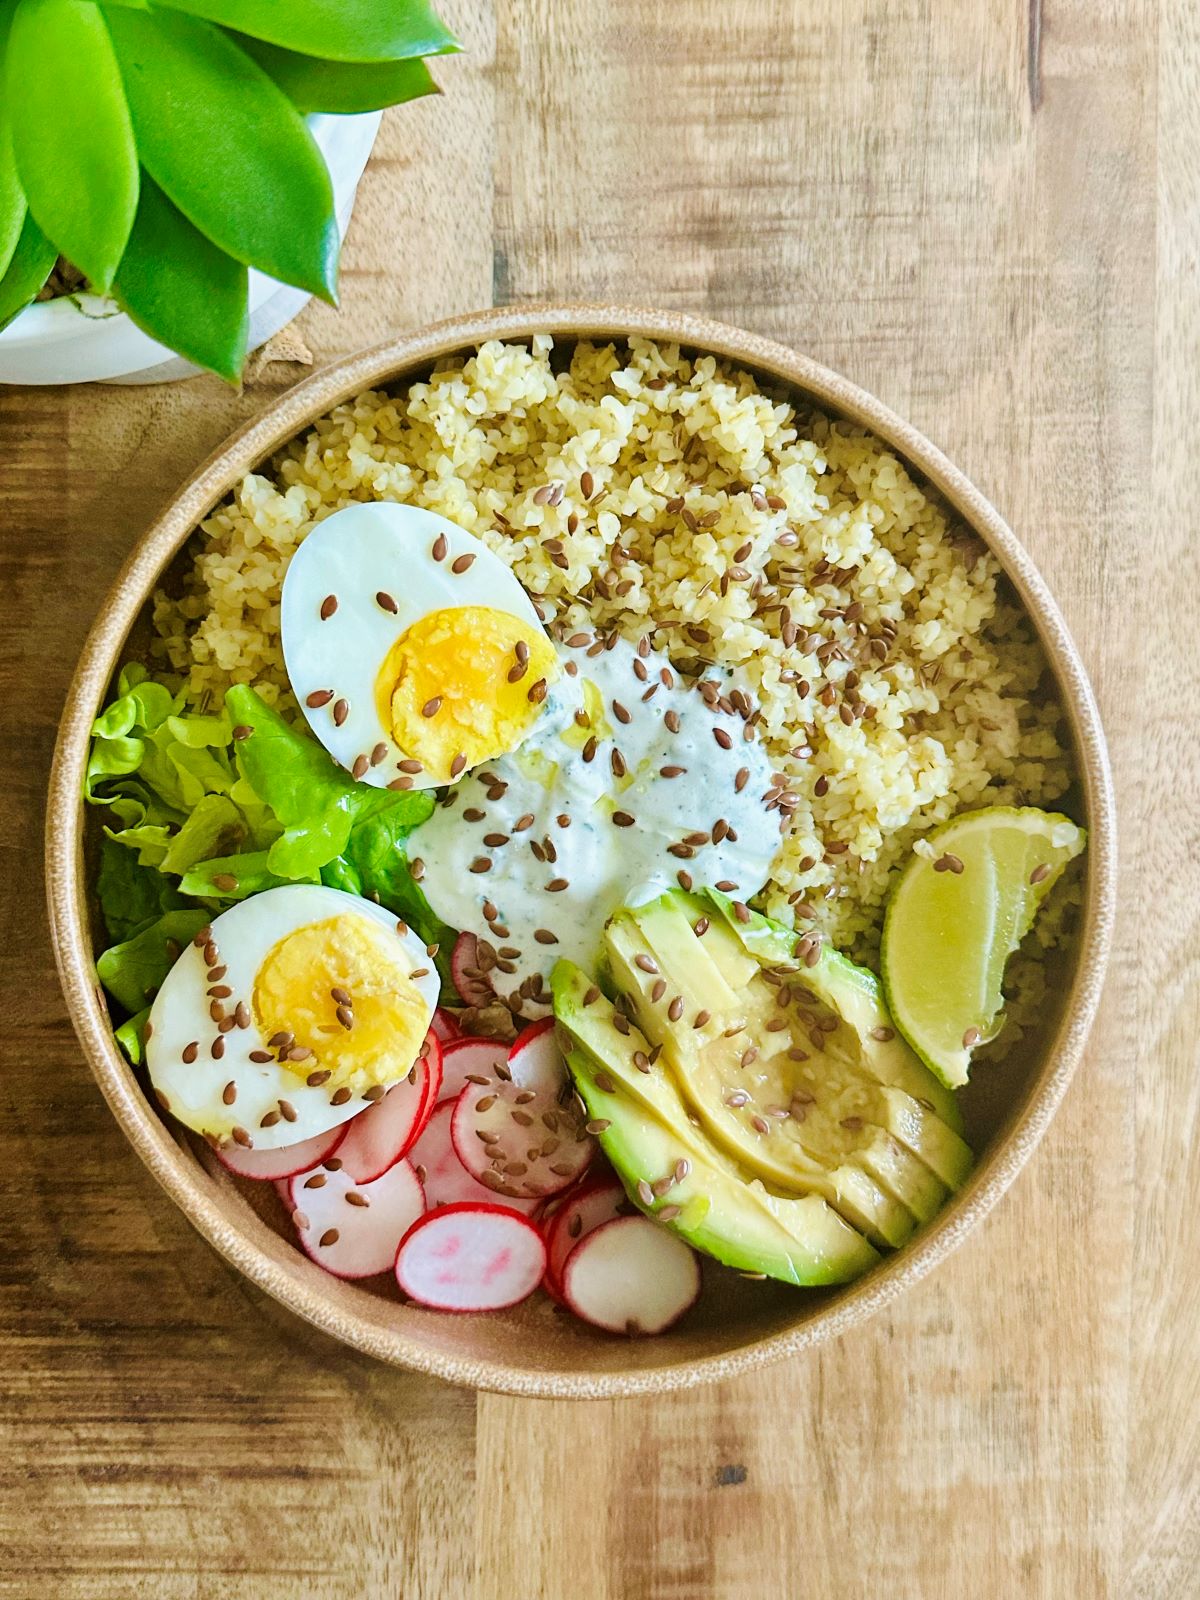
551 889 972 1277
553 974 879 1285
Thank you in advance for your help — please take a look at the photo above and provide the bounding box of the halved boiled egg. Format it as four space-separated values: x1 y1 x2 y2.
281 502 558 787
146 885 439 1150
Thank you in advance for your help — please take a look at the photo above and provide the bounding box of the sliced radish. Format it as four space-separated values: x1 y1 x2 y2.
332 1027 441 1184
430 1007 462 1044
417 1029 442 1127
561 1215 701 1335
215 1123 344 1182
439 1036 509 1104
507 1017 562 1088
450 1028 594 1200
288 1158 425 1280
395 1202 546 1311
407 1100 541 1216
451 931 494 1007
336 1079 426 1184
544 1178 627 1297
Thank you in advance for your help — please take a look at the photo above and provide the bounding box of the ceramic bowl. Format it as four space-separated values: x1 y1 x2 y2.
46 305 1116 1396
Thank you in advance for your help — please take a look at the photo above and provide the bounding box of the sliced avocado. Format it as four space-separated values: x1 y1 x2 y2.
600 918 921 1246
693 899 971 1188
876 1088 973 1192
625 891 750 1004
553 960 912 1252
604 893 970 1232
702 889 966 1137
567 1044 879 1286
552 968 879 1285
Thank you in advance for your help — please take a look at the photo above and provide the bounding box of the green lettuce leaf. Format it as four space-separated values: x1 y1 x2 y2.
179 849 302 901
86 667 271 875
324 801 456 988
86 665 173 781
96 833 188 943
225 683 433 877
96 909 210 1014
158 792 257 874
115 1007 151 1067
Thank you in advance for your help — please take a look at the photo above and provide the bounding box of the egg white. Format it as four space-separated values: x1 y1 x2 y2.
146 885 439 1150
280 502 547 789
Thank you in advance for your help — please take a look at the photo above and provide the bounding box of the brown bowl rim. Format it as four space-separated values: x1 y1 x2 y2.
45 303 1117 1397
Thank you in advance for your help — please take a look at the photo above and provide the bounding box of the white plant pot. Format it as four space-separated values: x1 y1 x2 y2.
0 112 382 385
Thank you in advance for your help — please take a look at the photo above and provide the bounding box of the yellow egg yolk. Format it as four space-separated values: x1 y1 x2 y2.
374 605 558 783
252 915 429 1093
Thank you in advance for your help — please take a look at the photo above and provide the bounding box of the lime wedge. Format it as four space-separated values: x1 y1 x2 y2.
881 807 1086 1088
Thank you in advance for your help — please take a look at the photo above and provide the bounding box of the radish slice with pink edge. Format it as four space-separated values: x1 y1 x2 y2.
417 1028 442 1123
330 1027 441 1184
561 1215 701 1336
407 1101 540 1216
215 1123 345 1182
451 931 493 1007
507 1017 563 1095
430 1008 462 1044
288 1158 425 1280
544 1178 627 1296
335 1078 425 1184
450 1027 595 1200
395 1202 546 1311
438 1036 509 1104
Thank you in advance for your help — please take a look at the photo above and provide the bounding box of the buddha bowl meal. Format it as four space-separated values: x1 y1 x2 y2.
82 333 1087 1337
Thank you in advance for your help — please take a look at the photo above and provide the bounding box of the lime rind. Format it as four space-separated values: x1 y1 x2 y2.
881 807 1086 1089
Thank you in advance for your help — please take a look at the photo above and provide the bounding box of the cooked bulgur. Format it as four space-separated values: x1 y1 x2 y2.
152 335 1072 961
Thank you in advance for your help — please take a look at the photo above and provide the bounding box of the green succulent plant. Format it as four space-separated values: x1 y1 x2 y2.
0 0 457 379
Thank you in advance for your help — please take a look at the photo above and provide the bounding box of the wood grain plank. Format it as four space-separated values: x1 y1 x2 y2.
1124 0 1200 1593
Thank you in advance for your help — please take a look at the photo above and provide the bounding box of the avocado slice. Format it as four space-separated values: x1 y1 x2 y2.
552 960 911 1252
701 888 966 1137
567 1044 879 1286
552 967 879 1285
695 893 971 1189
603 893 971 1230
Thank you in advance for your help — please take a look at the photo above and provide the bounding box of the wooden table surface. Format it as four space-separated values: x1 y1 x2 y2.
2 1 1196 1595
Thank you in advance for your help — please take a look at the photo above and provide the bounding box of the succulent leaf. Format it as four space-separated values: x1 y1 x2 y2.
7 0 138 292
0 109 26 282
155 0 458 63
0 207 55 328
233 35 439 114
0 3 25 280
114 170 248 383
103 5 339 302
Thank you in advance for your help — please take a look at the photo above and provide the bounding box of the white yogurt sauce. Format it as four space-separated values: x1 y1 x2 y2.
416 633 781 1006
